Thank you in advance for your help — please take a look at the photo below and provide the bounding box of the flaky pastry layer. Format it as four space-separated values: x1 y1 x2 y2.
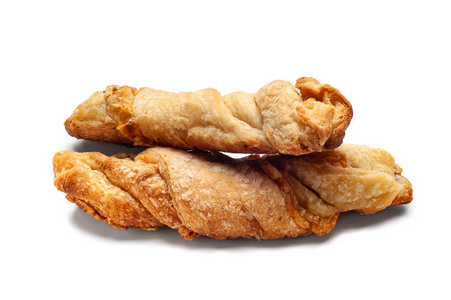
53 144 412 240
65 77 353 155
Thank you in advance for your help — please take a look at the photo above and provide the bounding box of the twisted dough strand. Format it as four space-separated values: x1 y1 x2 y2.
65 77 352 155
53 144 412 240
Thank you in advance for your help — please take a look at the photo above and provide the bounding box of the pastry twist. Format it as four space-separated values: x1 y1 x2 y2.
53 144 412 240
65 77 352 155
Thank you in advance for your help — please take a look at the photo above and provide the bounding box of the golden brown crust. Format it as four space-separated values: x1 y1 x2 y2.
64 89 132 144
64 77 352 155
53 151 164 231
53 144 412 240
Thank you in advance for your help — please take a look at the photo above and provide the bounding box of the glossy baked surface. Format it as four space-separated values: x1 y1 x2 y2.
65 77 352 155
53 144 412 240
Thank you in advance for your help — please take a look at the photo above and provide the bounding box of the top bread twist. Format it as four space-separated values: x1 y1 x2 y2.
65 77 353 155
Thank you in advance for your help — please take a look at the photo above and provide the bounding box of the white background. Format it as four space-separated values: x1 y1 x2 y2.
1 1 450 299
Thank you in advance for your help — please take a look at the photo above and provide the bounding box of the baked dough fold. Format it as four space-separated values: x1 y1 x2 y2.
65 77 352 155
53 144 412 240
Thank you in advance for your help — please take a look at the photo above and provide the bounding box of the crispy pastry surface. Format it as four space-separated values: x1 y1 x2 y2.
65 77 353 155
53 144 412 240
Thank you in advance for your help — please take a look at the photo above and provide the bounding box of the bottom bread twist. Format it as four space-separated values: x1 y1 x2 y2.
53 144 412 240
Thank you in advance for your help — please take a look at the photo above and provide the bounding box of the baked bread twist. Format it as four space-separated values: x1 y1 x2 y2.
65 77 352 155
53 144 412 240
